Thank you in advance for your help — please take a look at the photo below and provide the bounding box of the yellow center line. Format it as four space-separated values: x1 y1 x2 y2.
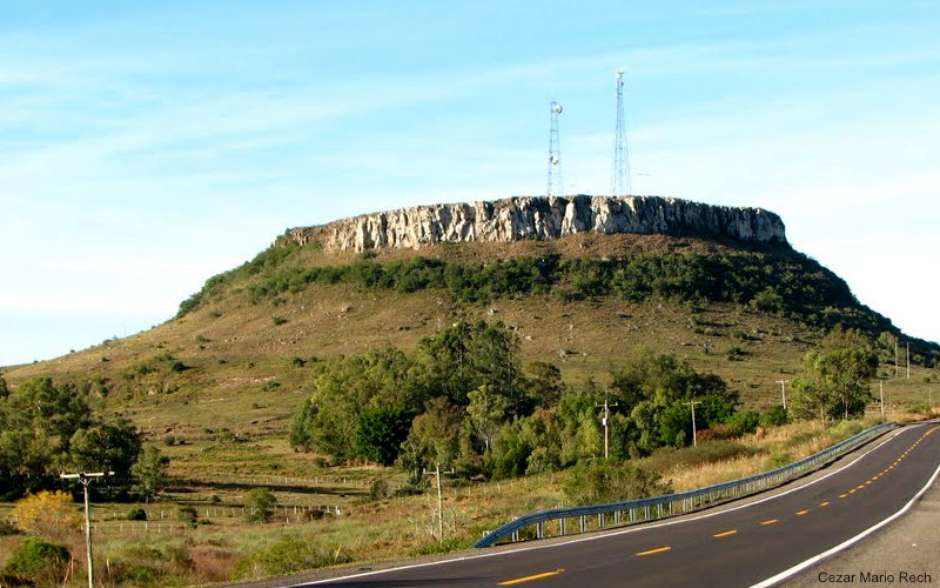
760 519 780 526
713 529 738 538
848 489 857 494
856 485 865 490
636 546 672 557
498 569 565 585
796 510 809 516
820 501 831 507
865 481 872 485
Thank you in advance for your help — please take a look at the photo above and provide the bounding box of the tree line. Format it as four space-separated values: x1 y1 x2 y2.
0 373 168 501
290 321 888 485
291 321 768 483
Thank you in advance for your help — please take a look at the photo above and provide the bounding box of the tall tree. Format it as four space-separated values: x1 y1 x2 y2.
131 446 170 502
791 326 879 421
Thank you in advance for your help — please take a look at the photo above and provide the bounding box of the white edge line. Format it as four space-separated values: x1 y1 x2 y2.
294 426 912 587
751 453 940 587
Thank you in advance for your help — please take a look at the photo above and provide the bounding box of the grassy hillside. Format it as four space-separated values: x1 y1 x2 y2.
6 233 938 441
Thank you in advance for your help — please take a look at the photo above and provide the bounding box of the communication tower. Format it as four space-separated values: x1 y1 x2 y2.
547 101 563 197
611 69 632 197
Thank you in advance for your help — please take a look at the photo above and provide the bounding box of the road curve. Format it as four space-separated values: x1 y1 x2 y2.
291 422 940 588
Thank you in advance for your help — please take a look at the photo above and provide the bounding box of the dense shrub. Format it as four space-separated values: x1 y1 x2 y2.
562 461 672 506
233 534 351 579
3 537 70 585
368 479 392 500
10 491 81 540
243 489 277 523
760 405 789 427
127 508 148 521
725 411 761 437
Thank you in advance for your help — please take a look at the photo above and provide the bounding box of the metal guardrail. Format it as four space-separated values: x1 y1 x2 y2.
475 422 895 548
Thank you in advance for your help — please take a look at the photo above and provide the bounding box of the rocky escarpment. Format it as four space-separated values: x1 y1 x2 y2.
282 195 787 253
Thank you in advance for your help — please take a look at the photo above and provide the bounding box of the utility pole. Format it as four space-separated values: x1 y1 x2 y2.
907 343 911 380
895 340 899 379
61 471 112 588
689 401 702 447
422 464 453 542
596 391 619 459
878 381 884 418
775 380 790 410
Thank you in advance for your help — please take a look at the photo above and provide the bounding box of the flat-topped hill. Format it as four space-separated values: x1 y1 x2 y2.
4 195 937 449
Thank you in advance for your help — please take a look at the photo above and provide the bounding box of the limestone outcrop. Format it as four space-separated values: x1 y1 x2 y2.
281 195 787 252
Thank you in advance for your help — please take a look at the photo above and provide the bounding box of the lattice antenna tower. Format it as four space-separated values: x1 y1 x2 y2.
547 101 563 197
611 69 632 197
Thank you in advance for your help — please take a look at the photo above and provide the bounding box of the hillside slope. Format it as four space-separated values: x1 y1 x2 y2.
5 197 938 471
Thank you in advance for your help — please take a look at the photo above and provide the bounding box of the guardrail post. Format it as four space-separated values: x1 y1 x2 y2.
645 505 650 521
599 513 605 529
536 521 544 539
614 510 621 525
560 517 566 536
579 515 586 533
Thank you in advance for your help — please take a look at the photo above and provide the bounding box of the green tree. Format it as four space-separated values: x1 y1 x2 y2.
401 397 463 469
131 446 170 502
611 351 737 451
290 348 422 460
526 362 564 407
355 407 412 466
69 417 141 485
0 377 140 499
791 326 879 421
0 371 8 399
466 385 512 452
243 488 277 523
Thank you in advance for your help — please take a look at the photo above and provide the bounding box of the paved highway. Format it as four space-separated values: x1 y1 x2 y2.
292 422 940 588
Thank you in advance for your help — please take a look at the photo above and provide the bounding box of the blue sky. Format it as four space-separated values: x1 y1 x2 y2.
2 1 939 365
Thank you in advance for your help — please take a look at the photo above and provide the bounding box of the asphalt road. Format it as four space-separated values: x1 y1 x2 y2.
292 422 940 588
